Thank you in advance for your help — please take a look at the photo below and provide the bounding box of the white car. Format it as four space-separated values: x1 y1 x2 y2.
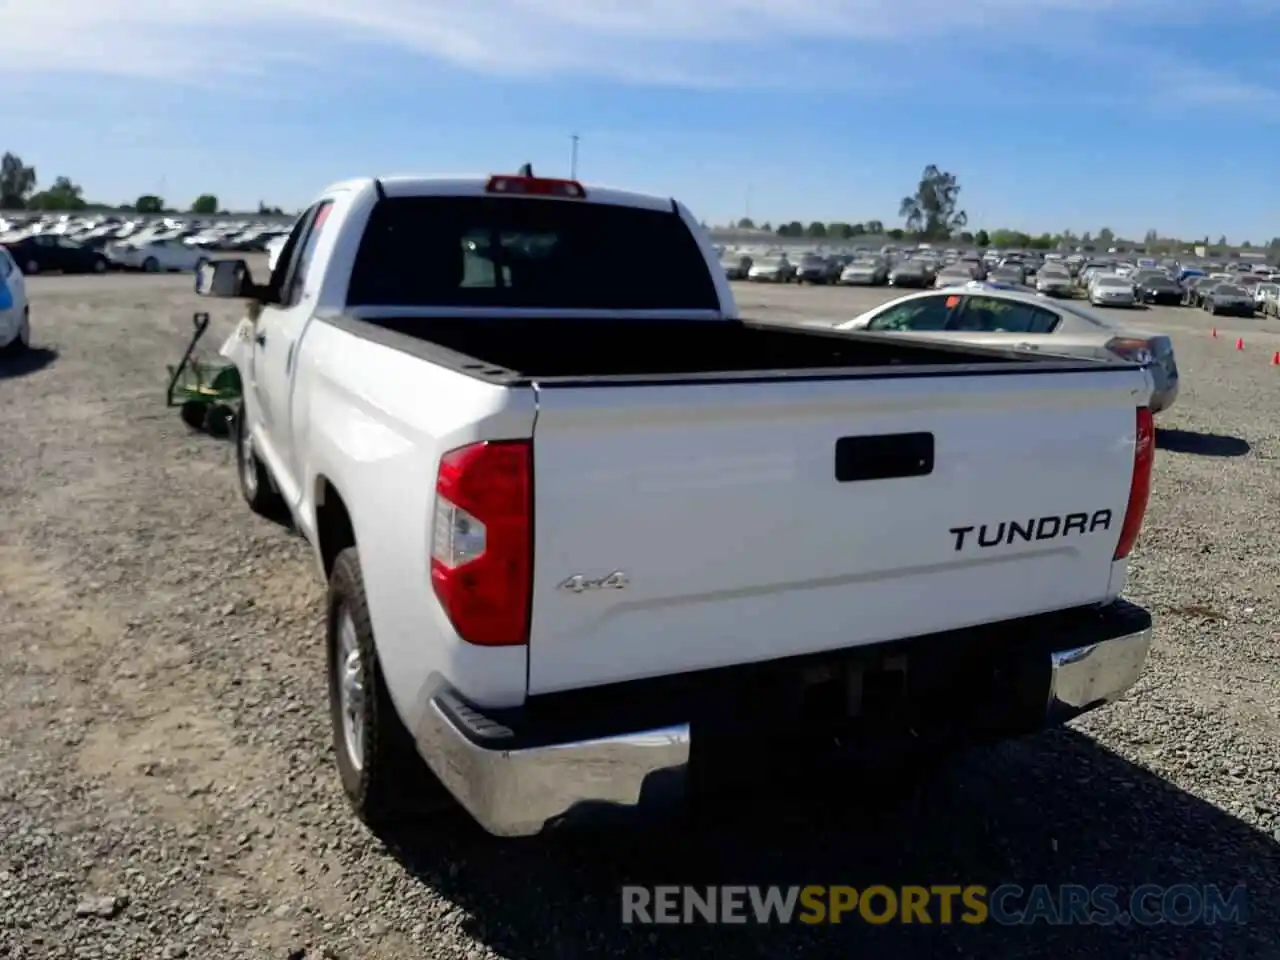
836 286 1179 413
746 255 793 282
0 246 29 354
111 237 208 273
1252 282 1278 314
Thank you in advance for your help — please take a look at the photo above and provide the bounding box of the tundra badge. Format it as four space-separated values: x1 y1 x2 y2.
559 571 629 594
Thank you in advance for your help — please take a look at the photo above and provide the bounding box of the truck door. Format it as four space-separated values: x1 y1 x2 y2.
250 199 333 501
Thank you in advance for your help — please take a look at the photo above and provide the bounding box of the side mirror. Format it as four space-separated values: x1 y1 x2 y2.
195 258 254 298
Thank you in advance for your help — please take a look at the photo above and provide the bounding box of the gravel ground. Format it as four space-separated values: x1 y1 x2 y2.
1 273 1277 960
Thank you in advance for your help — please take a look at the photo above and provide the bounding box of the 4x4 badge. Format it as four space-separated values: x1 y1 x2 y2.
558 571 628 594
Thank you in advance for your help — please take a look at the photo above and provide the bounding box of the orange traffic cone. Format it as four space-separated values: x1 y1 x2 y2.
1271 351 1279 366
1236 337 1245 351
1211 327 1218 338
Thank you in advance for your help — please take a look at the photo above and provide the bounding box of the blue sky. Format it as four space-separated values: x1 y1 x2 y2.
3 0 1278 242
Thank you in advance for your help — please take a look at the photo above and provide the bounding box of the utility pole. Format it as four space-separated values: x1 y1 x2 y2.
570 134 579 180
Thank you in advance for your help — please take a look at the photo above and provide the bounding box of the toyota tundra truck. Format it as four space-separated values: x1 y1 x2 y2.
196 170 1157 838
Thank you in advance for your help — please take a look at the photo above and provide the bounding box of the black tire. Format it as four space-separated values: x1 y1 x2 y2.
142 257 159 273
235 404 287 519
327 547 452 828
22 260 38 275
180 400 208 431
203 403 234 437
92 256 108 273
1 309 29 357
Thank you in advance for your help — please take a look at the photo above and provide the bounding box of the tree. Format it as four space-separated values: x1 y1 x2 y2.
736 217 755 229
898 165 967 240
1143 229 1158 247
827 222 853 239
26 176 86 211
1217 235 1227 247
1098 227 1115 246
886 228 905 240
776 221 804 237
1241 239 1252 249
989 229 1031 248
806 221 827 238
191 194 218 215
864 220 884 235
1080 231 1092 244
0 152 38 209
974 229 990 247
257 201 284 215
759 221 771 232
135 194 164 213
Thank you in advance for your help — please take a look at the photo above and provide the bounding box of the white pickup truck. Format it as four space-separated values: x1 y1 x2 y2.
198 171 1157 837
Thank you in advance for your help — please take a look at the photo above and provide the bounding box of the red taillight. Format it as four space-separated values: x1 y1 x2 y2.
430 441 533 646
485 175 586 198
1114 407 1154 560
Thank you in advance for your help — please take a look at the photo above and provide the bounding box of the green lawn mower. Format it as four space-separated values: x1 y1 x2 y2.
166 311 242 437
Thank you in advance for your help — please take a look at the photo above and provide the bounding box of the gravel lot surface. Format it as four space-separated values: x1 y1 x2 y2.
1 273 1277 959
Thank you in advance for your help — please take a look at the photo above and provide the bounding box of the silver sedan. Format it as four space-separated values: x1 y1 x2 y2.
835 286 1179 413
1089 275 1138 308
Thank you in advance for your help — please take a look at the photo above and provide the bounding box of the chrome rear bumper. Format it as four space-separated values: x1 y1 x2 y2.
412 603 1152 837
1046 625 1152 724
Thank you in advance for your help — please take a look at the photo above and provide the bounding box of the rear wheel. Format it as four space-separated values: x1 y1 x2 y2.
235 404 287 519
142 257 159 273
22 260 38 275
92 256 108 273
327 547 452 829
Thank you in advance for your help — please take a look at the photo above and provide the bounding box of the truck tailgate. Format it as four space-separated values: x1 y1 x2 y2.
526 368 1147 695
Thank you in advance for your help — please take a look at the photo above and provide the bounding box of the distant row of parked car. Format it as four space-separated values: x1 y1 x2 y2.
719 244 1280 317
0 212 292 276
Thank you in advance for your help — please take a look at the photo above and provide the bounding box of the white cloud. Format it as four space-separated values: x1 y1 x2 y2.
0 0 1273 93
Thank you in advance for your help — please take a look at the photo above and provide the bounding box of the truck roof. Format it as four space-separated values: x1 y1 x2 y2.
316 175 678 213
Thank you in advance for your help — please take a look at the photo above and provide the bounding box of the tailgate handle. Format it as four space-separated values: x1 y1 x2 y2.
835 432 934 483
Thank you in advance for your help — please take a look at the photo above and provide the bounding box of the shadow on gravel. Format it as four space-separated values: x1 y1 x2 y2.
1156 428 1251 458
0 346 58 379
380 729 1278 959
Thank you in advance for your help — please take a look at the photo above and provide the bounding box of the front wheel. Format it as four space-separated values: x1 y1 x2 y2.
327 547 452 829
142 257 159 273
1 311 29 357
235 404 287 519
92 256 108 273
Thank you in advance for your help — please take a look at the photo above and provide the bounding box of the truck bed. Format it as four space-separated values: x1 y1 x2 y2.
325 313 1111 383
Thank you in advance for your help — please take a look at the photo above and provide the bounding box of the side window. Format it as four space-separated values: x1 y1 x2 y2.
865 295 954 331
274 202 333 307
287 202 333 304
267 205 321 298
951 296 1060 334
0 250 12 279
